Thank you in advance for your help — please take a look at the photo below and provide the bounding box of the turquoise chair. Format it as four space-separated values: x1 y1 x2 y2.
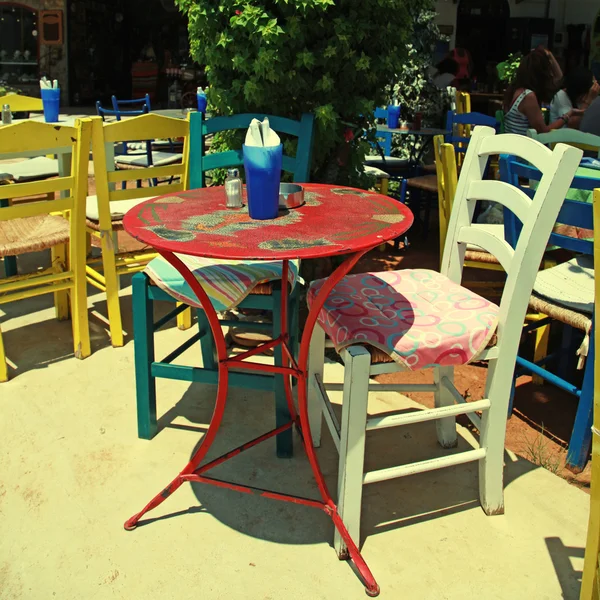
132 111 315 458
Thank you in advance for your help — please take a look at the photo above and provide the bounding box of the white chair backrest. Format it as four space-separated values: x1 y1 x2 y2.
527 127 600 158
441 126 582 376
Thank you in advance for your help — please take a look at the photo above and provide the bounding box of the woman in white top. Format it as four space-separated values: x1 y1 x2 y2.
504 48 582 135
550 67 599 128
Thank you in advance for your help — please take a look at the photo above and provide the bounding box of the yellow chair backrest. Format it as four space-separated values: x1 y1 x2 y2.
90 113 190 229
0 93 43 113
580 187 600 599
455 92 472 157
456 91 471 115
0 118 92 222
434 135 458 264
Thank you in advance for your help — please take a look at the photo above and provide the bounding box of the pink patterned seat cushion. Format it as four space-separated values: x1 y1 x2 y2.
308 269 499 370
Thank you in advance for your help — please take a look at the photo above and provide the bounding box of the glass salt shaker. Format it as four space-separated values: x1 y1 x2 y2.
224 168 243 208
2 104 12 125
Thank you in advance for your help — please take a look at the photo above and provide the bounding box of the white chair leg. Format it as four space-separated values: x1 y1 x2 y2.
478 359 507 516
307 324 326 447
434 366 458 448
334 345 371 559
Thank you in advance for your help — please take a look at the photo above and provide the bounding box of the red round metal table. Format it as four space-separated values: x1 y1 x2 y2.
122 183 413 596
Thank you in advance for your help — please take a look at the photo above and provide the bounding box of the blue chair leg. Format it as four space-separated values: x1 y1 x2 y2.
133 272 158 440
272 286 293 458
558 325 574 380
197 309 217 370
566 331 594 472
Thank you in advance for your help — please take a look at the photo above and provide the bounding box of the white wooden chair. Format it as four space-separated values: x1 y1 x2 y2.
306 126 583 556
527 127 600 157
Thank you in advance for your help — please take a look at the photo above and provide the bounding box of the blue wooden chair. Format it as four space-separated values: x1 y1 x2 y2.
500 155 595 472
96 99 152 188
365 107 411 175
132 111 315 458
444 110 500 159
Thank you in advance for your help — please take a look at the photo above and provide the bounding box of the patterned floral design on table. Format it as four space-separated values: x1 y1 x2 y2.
124 183 413 261
308 269 499 370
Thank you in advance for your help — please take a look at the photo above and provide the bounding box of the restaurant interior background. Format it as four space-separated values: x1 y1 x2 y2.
1 0 600 107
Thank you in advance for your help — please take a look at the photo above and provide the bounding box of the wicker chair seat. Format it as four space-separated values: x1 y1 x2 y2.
0 215 69 257
405 174 438 193
529 255 594 332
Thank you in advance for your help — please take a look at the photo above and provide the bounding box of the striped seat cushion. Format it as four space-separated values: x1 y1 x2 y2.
145 254 300 311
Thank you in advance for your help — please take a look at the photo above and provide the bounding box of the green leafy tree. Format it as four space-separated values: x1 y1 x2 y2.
386 8 450 160
176 0 436 184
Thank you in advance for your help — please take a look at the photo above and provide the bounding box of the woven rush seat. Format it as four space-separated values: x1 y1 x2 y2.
145 254 300 311
405 174 438 193
308 269 499 370
529 255 594 332
0 215 69 257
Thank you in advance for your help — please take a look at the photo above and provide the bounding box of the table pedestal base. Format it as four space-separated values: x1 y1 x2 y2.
124 251 380 597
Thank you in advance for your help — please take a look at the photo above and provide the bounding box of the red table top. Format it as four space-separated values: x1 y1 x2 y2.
122 183 413 260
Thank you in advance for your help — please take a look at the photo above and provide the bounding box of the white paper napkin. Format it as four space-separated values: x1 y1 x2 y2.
244 117 281 147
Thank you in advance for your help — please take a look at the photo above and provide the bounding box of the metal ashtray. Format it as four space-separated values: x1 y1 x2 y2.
279 183 304 210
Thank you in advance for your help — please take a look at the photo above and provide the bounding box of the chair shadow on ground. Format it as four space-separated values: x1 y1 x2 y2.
139 358 540 552
545 536 585 600
0 261 185 380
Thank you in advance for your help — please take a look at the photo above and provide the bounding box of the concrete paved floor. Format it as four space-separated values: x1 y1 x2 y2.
0 261 591 600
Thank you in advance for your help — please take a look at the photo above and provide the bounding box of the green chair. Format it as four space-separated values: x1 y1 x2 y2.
132 111 315 458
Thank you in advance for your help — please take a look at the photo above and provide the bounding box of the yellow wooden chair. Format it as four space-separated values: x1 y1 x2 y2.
580 187 600 600
0 92 43 114
88 113 190 347
0 118 92 382
435 134 504 276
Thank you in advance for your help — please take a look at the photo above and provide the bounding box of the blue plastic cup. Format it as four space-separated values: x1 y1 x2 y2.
197 92 207 113
387 104 401 129
243 143 283 220
41 88 60 123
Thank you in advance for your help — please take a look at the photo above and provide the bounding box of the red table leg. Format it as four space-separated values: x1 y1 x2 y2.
124 249 380 596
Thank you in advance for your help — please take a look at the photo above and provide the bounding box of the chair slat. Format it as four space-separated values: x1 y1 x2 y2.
0 120 78 154
101 113 189 143
0 197 72 220
108 184 184 203
107 163 183 184
202 113 302 137
468 180 532 225
0 176 74 201
456 227 514 272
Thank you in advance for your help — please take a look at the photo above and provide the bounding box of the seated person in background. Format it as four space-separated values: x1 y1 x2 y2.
550 67 599 128
504 47 583 135
580 96 600 136
432 58 459 89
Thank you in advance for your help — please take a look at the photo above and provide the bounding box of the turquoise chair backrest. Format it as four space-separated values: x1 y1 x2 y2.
189 112 315 189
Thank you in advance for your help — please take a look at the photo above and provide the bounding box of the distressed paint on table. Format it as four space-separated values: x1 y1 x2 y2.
123 183 413 260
